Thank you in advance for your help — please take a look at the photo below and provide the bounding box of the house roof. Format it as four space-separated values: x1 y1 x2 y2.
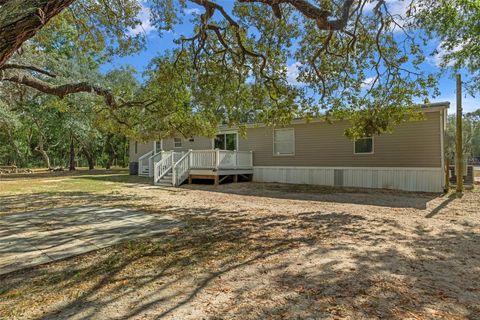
418 101 450 110
218 101 450 131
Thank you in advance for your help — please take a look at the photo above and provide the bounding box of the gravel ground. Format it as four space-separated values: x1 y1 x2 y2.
1 177 479 319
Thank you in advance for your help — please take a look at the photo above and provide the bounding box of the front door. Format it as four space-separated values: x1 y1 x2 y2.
214 133 237 150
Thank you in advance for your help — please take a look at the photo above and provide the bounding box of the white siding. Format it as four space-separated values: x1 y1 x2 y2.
253 166 443 193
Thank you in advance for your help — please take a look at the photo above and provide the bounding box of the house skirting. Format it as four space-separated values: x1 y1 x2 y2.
253 166 443 193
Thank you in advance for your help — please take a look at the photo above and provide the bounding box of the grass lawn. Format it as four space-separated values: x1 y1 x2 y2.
0 172 479 319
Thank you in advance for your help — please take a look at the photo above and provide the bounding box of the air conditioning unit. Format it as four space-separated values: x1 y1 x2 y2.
455 154 469 176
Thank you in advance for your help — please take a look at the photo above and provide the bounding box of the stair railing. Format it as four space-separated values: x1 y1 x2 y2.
153 151 173 185
148 151 163 178
172 150 192 187
138 150 153 175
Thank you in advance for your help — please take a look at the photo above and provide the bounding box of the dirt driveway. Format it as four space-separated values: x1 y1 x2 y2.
0 174 479 319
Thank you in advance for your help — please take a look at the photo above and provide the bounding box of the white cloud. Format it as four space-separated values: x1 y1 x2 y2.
363 0 413 32
431 42 463 68
361 76 376 89
184 8 201 15
387 0 411 17
436 94 479 114
286 62 302 85
128 3 155 36
363 0 411 16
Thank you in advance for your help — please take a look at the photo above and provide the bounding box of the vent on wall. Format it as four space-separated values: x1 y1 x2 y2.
334 169 344 187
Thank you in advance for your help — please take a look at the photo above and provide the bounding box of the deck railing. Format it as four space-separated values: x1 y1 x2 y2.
145 149 254 186
190 150 253 169
235 151 254 168
190 150 217 169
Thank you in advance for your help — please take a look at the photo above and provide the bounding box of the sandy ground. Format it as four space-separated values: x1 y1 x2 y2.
0 176 479 319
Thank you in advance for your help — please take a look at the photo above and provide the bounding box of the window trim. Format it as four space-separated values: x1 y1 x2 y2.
353 136 374 155
273 128 295 156
212 131 239 150
173 137 182 148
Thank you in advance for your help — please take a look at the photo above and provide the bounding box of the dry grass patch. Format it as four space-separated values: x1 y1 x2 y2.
1 174 479 319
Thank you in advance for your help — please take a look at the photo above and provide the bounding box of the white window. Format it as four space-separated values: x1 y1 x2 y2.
174 137 182 148
214 133 237 150
354 137 374 154
273 128 295 156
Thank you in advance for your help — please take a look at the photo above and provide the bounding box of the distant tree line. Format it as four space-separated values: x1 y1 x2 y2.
445 109 480 164
0 98 130 170
1 0 479 165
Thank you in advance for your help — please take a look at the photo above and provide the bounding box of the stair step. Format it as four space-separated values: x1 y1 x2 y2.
157 180 173 185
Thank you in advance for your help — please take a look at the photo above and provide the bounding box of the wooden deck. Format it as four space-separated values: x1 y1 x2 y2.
139 149 254 186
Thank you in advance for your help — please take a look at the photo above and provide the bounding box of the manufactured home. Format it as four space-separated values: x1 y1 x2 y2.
129 102 449 192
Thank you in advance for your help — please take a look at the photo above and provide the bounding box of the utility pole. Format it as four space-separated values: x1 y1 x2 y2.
456 74 464 193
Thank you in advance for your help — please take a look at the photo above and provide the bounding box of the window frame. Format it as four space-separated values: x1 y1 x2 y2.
273 128 295 156
173 137 182 148
353 136 374 155
213 131 238 150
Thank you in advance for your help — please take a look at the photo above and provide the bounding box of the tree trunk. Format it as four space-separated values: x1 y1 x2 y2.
87 158 95 170
7 129 23 166
69 134 76 171
35 134 51 169
104 134 115 170
0 0 76 68
455 74 464 193
83 150 95 170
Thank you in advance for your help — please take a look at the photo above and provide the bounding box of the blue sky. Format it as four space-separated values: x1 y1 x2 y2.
101 1 479 115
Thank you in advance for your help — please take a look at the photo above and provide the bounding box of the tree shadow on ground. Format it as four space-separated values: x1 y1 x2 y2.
181 181 440 209
425 193 459 218
0 190 478 319
72 173 152 186
0 169 129 181
0 191 146 216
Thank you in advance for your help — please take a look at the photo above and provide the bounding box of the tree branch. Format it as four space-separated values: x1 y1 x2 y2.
1 63 57 77
0 0 77 68
237 0 355 30
185 0 276 82
2 73 116 107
